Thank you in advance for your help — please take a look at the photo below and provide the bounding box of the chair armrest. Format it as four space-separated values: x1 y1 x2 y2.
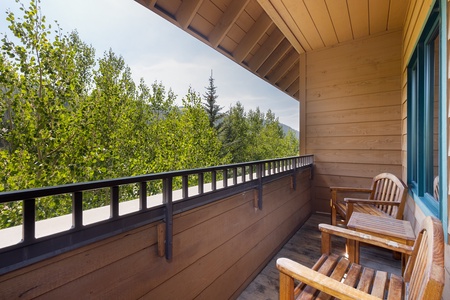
330 187 372 193
277 258 380 300
319 223 413 255
344 198 401 206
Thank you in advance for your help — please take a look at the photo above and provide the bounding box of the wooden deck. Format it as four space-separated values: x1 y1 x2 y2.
237 213 401 299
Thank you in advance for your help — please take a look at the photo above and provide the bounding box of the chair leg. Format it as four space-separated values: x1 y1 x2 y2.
331 201 337 225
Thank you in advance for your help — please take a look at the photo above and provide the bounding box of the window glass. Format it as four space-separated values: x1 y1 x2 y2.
432 33 440 201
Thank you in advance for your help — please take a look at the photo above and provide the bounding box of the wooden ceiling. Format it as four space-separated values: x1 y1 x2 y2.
135 0 409 101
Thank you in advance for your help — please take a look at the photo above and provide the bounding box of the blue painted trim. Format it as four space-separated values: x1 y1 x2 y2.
407 1 446 230
411 190 439 217
439 0 448 242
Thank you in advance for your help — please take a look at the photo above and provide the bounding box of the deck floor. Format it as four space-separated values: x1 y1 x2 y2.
237 213 401 299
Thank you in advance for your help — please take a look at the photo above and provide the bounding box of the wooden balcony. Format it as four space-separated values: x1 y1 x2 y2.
0 155 406 298
0 156 319 298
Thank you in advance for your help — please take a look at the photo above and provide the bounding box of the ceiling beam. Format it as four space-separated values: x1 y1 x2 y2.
247 27 284 71
266 49 299 83
257 0 305 54
233 12 272 63
257 39 292 77
135 0 157 9
277 61 299 91
176 0 205 29
286 77 299 98
208 0 250 47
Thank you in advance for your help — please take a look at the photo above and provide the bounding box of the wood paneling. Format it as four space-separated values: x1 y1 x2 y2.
348 0 369 39
304 30 403 213
325 0 353 42
369 0 390 34
307 106 401 126
306 91 401 113
307 121 401 137
233 12 272 62
303 0 338 47
402 0 434 67
0 170 312 299
176 0 204 29
313 149 402 165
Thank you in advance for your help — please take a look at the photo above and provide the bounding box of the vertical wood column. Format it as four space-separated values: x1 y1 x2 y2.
299 53 306 155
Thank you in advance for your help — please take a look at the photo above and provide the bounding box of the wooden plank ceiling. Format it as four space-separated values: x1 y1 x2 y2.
135 0 408 101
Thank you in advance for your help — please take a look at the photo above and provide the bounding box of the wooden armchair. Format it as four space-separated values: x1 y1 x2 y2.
277 216 444 300
330 173 407 226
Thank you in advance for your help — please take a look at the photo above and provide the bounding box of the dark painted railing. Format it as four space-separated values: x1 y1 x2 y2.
0 155 313 275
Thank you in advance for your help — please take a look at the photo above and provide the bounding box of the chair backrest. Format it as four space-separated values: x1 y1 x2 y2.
404 216 444 300
369 173 407 219
434 176 439 201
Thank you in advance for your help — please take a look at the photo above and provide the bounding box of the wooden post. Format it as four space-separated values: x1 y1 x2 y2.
253 189 259 209
321 232 331 255
279 272 295 300
157 223 165 257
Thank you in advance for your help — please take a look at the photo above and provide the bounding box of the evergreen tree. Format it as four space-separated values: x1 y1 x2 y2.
202 70 223 131
221 102 249 163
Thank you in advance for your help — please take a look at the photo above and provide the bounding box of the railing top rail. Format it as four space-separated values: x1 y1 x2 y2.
0 155 313 203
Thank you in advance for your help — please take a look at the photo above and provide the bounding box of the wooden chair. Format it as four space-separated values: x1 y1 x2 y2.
277 216 444 300
330 173 407 226
434 176 439 201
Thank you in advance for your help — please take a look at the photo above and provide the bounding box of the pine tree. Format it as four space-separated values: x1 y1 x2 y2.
202 70 223 131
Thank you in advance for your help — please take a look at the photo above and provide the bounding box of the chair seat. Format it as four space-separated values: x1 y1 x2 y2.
335 202 391 223
296 253 403 299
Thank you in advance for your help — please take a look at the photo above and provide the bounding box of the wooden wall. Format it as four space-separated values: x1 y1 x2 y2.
0 169 312 299
399 0 450 295
303 30 403 213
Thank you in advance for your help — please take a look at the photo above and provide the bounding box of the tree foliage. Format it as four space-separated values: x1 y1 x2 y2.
0 0 227 226
202 70 223 131
0 0 298 227
220 103 299 163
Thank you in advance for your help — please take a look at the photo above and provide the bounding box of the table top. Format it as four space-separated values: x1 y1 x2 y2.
347 212 415 241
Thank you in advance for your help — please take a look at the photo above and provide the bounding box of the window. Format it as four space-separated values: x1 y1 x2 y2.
407 2 440 215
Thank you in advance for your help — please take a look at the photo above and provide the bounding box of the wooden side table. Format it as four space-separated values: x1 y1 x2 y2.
347 212 415 272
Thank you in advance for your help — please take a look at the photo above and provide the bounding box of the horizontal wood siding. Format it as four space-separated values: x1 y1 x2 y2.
304 30 403 213
0 169 312 299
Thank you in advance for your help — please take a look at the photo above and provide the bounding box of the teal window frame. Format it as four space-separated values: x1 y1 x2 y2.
407 0 447 229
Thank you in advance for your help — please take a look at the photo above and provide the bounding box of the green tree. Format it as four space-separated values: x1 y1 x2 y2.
202 70 223 131
254 109 295 159
151 88 227 174
221 102 249 163
221 103 298 163
0 0 96 190
0 0 98 223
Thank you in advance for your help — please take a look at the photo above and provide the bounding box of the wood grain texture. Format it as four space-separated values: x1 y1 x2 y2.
238 214 402 300
305 30 403 213
0 169 312 300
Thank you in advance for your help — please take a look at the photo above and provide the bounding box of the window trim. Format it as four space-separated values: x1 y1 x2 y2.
407 1 441 217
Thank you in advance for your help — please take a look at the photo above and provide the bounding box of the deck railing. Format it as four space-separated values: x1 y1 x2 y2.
0 155 313 275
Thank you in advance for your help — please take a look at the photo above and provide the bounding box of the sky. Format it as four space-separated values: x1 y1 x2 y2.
0 0 300 131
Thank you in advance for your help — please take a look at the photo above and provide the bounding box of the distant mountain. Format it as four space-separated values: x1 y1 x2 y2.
281 123 299 139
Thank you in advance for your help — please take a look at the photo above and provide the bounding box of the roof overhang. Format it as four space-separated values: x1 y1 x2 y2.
135 0 408 101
